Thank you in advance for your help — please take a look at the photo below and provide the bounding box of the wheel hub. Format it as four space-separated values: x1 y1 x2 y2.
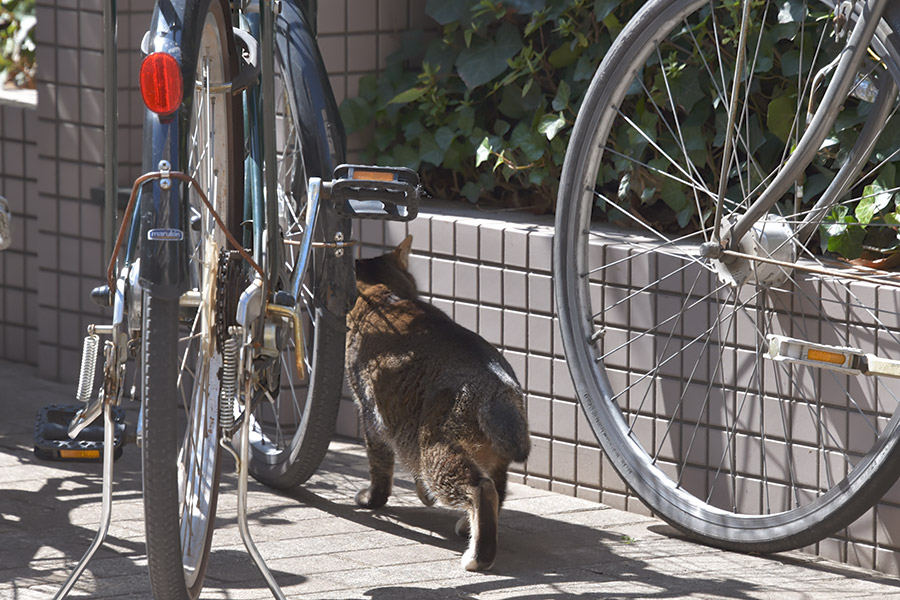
710 214 796 288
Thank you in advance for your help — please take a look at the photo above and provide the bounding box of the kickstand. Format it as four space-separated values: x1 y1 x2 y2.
234 377 288 600
52 399 117 600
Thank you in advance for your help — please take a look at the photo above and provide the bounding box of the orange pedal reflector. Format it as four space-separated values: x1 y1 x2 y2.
352 170 394 182
807 349 846 366
59 449 101 460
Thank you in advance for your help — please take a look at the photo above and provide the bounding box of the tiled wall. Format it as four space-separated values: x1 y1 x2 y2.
0 101 39 364
31 1 149 381
317 1 429 107
342 206 900 577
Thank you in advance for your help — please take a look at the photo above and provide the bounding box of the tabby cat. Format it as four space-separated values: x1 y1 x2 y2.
345 235 531 571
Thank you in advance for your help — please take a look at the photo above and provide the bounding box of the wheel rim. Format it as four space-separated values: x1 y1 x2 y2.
246 49 319 470
560 0 900 543
176 11 231 586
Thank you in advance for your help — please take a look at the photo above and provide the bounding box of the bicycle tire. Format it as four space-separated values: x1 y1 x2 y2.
141 0 239 597
555 0 900 552
245 0 351 489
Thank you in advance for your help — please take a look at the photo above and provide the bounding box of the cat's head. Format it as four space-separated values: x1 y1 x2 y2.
355 235 418 298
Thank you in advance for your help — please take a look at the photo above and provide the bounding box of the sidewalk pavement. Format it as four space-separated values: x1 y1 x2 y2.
3 359 900 599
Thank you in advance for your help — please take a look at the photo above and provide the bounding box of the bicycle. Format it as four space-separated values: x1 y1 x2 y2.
554 0 900 553
50 1 420 598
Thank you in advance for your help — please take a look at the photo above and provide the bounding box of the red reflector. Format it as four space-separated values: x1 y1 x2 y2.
140 53 183 115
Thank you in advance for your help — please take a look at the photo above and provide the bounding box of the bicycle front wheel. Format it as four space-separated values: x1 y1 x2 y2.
245 0 352 489
140 1 240 597
556 0 900 552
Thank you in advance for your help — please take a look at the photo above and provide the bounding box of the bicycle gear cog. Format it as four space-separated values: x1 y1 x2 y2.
215 249 244 352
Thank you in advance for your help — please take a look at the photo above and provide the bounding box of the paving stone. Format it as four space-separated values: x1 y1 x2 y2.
5 359 900 599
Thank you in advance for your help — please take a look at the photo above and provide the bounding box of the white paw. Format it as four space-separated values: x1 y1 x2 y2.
461 548 479 572
461 548 493 572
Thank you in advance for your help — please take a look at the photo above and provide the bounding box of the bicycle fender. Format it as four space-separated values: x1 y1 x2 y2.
278 0 356 316
138 0 237 299
139 114 190 300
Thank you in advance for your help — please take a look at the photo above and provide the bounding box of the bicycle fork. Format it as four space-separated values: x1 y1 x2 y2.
694 0 900 382
703 0 893 260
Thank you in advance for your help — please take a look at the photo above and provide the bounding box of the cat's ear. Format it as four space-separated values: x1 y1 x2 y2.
394 235 413 270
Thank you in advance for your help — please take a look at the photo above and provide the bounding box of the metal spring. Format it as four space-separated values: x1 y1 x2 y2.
218 331 240 431
76 334 100 403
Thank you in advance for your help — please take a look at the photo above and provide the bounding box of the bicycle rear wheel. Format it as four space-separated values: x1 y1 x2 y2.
555 0 900 552
245 1 351 489
140 1 240 597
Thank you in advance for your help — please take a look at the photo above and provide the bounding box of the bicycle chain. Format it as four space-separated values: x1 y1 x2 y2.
215 249 244 351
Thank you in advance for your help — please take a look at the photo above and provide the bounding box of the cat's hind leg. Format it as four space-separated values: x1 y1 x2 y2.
422 444 498 571
355 427 394 509
489 466 509 507
461 478 499 572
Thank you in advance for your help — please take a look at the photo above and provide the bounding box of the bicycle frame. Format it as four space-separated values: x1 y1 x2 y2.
136 0 348 307
707 0 895 256
53 0 419 596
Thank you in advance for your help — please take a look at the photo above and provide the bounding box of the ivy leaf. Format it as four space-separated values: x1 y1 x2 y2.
499 83 542 119
389 86 428 104
358 75 379 102
778 0 807 24
676 206 694 229
456 106 476 134
767 93 796 143
426 0 473 25
456 22 522 88
404 120 426 139
574 54 596 81
420 133 445 167
660 176 689 213
617 172 631 201
339 97 372 134
476 137 492 167
435 127 457 151
538 112 566 140
857 181 893 225
548 43 581 69
506 0 547 13
374 127 395 152
461 181 482 202
510 122 545 162
826 216 866 258
392 145 421 171
494 150 507 172
528 167 549 186
552 80 571 112
593 0 619 21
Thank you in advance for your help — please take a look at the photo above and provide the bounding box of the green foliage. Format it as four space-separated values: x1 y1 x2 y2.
340 0 641 212
0 0 36 89
340 0 900 261
820 162 900 260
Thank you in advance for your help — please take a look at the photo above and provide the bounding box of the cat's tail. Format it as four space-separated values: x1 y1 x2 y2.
478 388 531 463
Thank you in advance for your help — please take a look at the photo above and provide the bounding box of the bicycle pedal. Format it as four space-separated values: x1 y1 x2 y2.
329 164 420 222
33 404 127 462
